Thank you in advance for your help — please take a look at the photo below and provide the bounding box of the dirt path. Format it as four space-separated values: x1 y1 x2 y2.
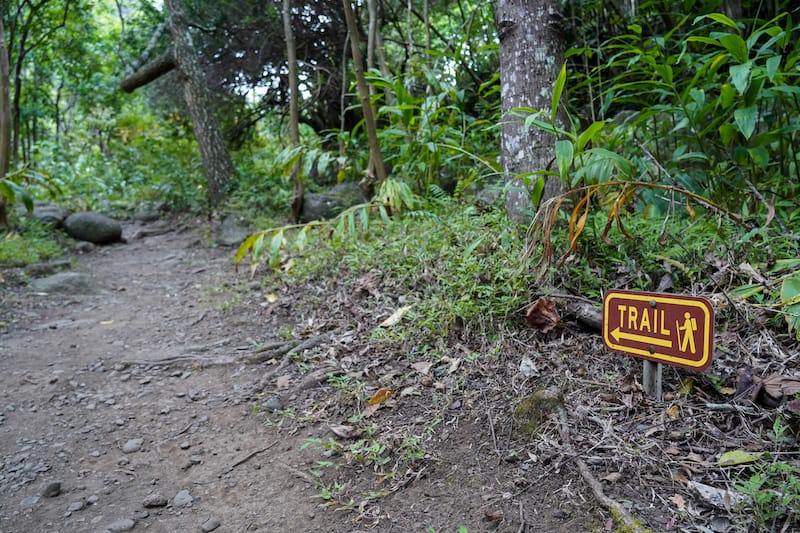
1 220 605 533
0 222 337 532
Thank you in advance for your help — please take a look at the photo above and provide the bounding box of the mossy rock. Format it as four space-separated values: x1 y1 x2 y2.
513 387 563 435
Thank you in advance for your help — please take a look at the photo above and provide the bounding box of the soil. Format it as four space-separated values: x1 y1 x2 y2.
0 218 796 533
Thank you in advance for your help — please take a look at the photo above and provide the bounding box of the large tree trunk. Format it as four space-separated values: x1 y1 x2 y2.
497 0 566 223
283 0 303 222
165 0 235 207
0 15 12 229
342 0 387 185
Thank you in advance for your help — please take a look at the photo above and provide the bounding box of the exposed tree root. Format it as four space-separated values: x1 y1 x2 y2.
557 406 648 533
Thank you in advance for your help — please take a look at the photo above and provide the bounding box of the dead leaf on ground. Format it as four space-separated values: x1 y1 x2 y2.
525 299 560 333
601 472 622 483
329 424 362 439
619 372 643 407
483 510 503 522
762 374 800 400
276 375 292 389
718 449 763 467
519 355 538 378
399 386 418 397
380 305 413 327
354 270 382 297
363 403 382 418
411 361 433 375
368 387 395 406
670 493 686 511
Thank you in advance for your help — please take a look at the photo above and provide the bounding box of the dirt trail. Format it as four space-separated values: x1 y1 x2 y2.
1 220 601 533
0 222 332 532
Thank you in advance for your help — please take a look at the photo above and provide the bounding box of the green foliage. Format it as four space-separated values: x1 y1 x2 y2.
734 417 800 529
0 168 61 212
0 217 63 267
568 11 800 223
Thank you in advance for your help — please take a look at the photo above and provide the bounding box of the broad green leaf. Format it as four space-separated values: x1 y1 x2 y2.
718 449 763 467
696 13 740 31
733 105 758 139
781 276 800 306
234 233 260 267
295 226 309 251
358 206 369 235
730 284 763 299
0 181 16 204
269 230 284 269
551 62 567 125
252 233 266 262
577 121 606 151
719 34 748 63
530 176 545 207
719 123 737 145
786 303 800 340
748 146 769 169
555 139 574 182
768 259 800 273
766 55 781 82
729 62 752 94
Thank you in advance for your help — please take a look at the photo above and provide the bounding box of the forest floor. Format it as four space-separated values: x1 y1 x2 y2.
0 217 797 533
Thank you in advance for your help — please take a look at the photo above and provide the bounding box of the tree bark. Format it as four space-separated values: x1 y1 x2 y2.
120 50 176 93
0 15 11 229
283 0 303 222
165 0 235 207
342 0 387 184
497 0 566 223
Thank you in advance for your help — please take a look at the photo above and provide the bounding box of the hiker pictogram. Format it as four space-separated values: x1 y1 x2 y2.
677 311 698 354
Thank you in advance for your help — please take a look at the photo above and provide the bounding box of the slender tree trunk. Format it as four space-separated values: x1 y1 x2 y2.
0 16 11 228
497 0 566 222
342 0 387 184
165 0 235 207
283 0 303 222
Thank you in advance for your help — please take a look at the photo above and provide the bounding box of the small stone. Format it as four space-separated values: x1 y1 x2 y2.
122 438 143 453
133 510 149 520
201 517 221 532
20 495 40 508
261 396 283 412
87 494 99 504
42 481 62 497
67 501 85 512
179 441 190 450
173 489 194 507
142 493 168 508
106 518 135 531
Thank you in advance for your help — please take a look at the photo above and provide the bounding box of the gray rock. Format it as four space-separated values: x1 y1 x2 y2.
30 203 70 228
300 182 366 222
201 517 221 532
106 518 135 531
29 272 93 294
142 492 168 508
26 260 72 277
64 212 122 244
67 501 85 512
216 216 250 247
41 480 62 497
20 495 40 508
172 489 193 507
261 396 284 412
75 241 96 254
122 438 143 454
133 202 165 222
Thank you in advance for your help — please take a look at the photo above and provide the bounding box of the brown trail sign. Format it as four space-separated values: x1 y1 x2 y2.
602 290 714 372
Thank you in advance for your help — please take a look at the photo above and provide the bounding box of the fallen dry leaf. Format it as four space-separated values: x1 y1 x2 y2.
519 355 538 378
329 424 362 439
525 299 560 333
670 493 686 511
601 472 622 483
412 361 433 375
276 375 292 389
399 386 418 397
363 403 381 418
483 510 503 522
367 387 395 406
762 374 800 400
380 305 413 327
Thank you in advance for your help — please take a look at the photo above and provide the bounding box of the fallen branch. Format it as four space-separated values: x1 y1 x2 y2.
557 406 646 532
244 334 327 369
223 440 279 474
122 354 235 367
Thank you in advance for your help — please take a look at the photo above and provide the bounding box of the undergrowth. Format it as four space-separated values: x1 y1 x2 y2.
0 216 64 268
